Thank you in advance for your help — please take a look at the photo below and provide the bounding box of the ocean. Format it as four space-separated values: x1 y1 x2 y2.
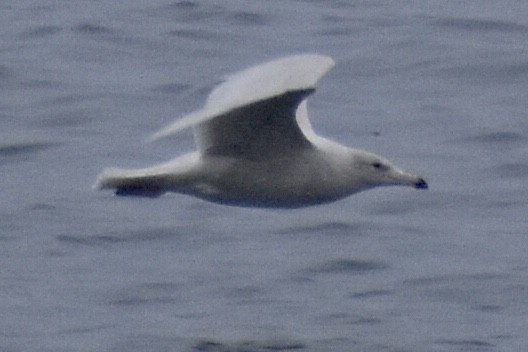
2 0 528 351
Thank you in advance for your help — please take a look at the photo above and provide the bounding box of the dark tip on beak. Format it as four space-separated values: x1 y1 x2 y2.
414 178 428 190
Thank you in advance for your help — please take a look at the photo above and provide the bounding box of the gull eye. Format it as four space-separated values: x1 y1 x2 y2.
372 161 387 171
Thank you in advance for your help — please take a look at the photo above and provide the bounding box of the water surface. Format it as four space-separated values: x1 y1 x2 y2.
2 1 528 351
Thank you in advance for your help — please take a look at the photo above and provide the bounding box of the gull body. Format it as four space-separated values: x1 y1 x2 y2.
94 54 427 208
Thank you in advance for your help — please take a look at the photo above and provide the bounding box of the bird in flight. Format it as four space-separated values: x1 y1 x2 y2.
94 54 427 208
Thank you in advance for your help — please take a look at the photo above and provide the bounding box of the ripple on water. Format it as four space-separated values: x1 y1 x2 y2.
450 131 526 153
431 45 528 84
433 17 528 33
470 131 526 145
492 162 528 179
402 272 512 308
192 338 306 352
304 259 389 275
434 338 495 350
274 221 364 236
0 140 60 162
228 11 270 26
56 227 180 247
106 335 308 352
168 28 215 40
109 281 182 307
349 289 392 299
20 25 63 39
74 23 115 35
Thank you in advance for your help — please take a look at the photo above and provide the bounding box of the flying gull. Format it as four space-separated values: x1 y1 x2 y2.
94 54 427 208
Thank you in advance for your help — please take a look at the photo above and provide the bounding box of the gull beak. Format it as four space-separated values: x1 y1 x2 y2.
389 168 428 190
414 178 428 190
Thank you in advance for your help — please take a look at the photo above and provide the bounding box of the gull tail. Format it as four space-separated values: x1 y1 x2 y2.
93 168 167 198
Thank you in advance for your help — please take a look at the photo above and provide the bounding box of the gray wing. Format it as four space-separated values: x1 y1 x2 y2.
195 89 314 159
147 54 335 159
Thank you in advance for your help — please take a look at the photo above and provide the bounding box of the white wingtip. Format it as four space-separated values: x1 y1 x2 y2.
146 109 209 142
206 54 334 113
92 168 121 191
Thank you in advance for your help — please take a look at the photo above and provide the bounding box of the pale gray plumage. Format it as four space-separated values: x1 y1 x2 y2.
94 54 427 208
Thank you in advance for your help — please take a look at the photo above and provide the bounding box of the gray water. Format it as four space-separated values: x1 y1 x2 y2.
2 1 528 351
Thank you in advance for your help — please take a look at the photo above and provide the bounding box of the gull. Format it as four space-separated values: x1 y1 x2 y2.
94 54 427 208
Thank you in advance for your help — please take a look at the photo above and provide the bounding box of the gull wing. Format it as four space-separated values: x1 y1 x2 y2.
195 88 314 159
148 54 335 157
